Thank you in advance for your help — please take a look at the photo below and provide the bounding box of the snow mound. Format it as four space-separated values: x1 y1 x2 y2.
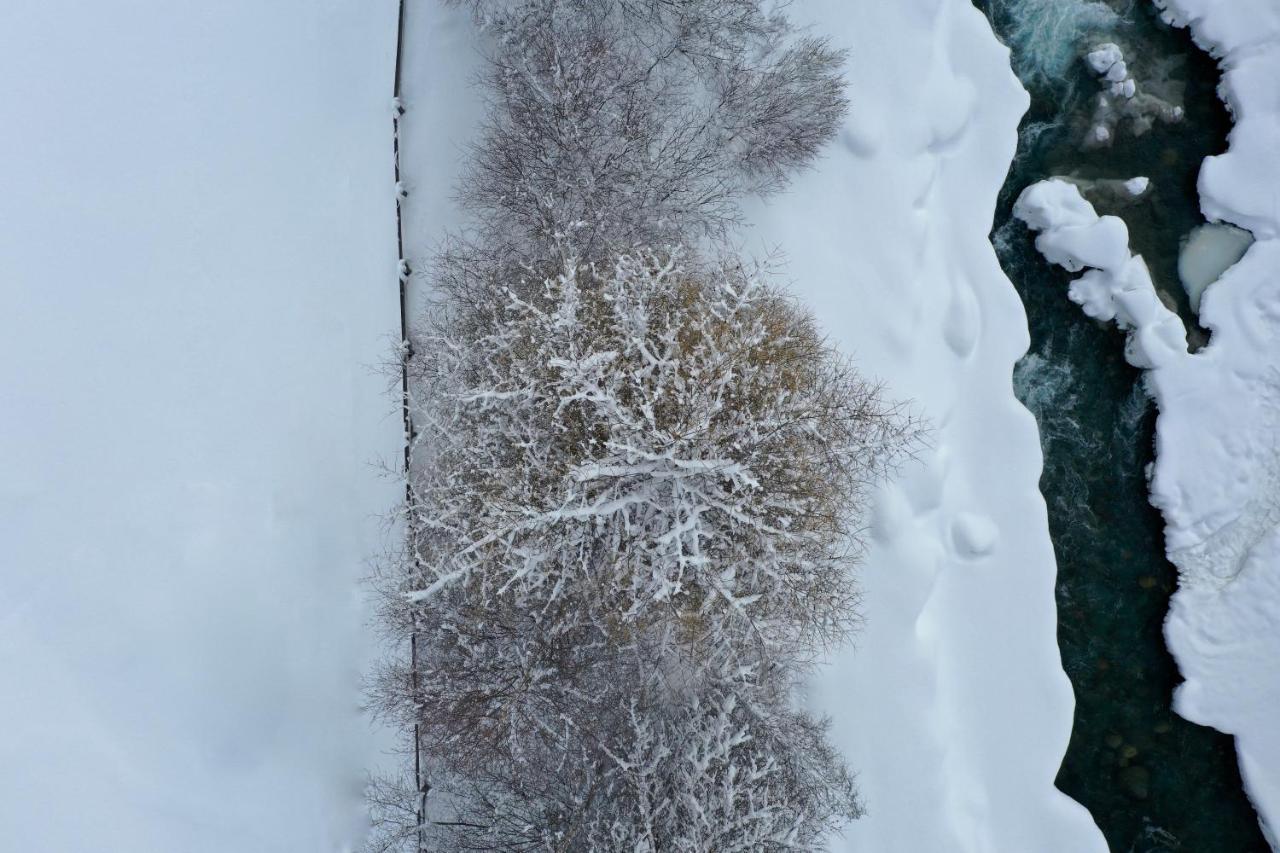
952 512 1000 558
1014 179 1189 369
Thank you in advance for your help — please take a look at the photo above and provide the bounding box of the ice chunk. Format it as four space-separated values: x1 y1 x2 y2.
1112 79 1137 99
1177 223 1254 313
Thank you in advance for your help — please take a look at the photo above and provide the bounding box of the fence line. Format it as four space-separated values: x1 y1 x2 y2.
390 0 427 848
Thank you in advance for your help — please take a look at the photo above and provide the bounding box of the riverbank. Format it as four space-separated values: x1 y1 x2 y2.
743 1 1105 849
984 0 1280 847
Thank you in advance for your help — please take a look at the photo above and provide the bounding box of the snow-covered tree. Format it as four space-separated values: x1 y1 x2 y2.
448 0 848 259
367 2 913 848
410 672 861 852
369 249 915 850
404 249 909 660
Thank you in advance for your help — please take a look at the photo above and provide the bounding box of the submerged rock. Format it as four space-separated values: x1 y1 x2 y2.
1059 175 1152 211
1120 765 1152 800
1081 42 1184 147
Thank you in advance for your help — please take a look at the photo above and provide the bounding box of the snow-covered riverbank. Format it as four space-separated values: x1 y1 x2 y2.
1146 1 1280 844
1015 1 1280 844
742 1 1105 849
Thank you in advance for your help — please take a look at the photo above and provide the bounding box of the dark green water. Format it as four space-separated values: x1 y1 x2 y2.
974 1 1270 850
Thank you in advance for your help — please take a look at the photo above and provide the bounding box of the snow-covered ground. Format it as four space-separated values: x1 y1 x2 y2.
1014 1 1280 843
396 1 485 322
741 2 1106 850
0 2 401 850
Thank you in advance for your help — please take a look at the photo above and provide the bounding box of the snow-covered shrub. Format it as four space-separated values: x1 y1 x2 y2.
369 248 914 850
449 0 848 258
413 674 860 852
368 2 901 848
405 248 911 663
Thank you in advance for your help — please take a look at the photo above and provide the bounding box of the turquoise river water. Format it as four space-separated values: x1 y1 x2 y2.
973 0 1269 850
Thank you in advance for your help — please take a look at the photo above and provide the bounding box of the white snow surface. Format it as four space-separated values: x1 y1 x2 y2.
743 2 1105 850
1015 56 1280 841
400 1 1106 850
0 2 402 850
1154 2 1280 845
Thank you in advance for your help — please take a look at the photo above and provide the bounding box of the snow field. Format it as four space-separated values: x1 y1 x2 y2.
0 1 402 849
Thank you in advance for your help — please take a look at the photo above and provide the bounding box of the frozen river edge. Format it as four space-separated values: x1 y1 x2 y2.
1015 0 1280 846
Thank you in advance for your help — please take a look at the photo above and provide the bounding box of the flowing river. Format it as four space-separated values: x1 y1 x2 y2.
973 0 1270 849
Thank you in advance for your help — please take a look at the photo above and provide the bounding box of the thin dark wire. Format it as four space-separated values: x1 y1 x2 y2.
390 0 427 848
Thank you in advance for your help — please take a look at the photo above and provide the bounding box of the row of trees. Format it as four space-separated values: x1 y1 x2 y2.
369 1 918 850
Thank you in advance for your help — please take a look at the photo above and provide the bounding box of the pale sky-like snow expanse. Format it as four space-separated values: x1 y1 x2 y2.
0 1 401 850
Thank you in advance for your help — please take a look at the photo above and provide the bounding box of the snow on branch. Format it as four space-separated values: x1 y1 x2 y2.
365 2 916 850
370 247 915 851
446 0 848 261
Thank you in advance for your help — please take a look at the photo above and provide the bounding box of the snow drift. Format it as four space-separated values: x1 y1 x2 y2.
743 1 1107 850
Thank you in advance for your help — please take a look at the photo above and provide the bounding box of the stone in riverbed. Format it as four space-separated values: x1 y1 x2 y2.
1060 175 1150 211
1119 765 1151 800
